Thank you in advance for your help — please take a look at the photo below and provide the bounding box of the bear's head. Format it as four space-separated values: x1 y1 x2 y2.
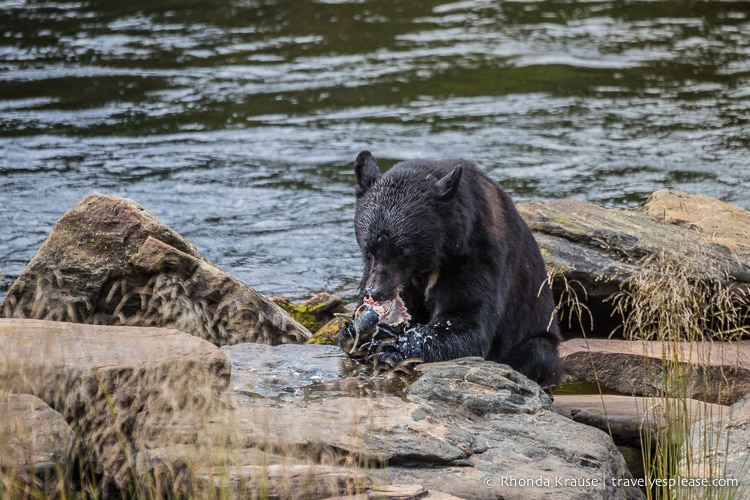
352 150 463 302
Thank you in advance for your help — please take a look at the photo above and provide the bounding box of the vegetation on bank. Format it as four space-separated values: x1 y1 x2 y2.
551 249 749 500
611 253 749 500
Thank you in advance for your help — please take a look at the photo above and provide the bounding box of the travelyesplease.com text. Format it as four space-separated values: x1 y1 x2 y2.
482 475 738 490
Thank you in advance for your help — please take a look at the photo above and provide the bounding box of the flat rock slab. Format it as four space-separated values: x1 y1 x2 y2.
560 339 750 370
554 394 726 446
0 318 231 493
1 193 310 346
560 339 750 405
0 318 230 376
0 393 76 497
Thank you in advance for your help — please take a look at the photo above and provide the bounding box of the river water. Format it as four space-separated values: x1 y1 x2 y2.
2 0 749 301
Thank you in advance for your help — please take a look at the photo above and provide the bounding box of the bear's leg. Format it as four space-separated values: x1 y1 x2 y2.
504 333 563 396
370 322 491 366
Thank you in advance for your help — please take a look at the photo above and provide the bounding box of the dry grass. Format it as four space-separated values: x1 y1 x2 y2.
0 352 376 499
0 271 374 499
610 252 749 345
607 252 749 500
4 250 750 498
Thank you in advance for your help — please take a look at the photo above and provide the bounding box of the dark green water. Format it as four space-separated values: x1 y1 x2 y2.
2 0 749 300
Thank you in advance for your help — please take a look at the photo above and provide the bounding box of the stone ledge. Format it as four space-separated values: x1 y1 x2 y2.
560 339 750 405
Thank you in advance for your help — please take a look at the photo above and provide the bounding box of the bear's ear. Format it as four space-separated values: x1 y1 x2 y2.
354 150 381 196
436 164 462 200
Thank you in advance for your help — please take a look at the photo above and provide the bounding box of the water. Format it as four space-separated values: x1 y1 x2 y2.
2 0 749 301
222 343 417 404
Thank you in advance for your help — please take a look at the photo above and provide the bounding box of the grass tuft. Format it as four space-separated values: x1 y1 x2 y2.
608 251 749 499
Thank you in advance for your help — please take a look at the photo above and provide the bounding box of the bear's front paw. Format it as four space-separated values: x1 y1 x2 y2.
371 347 406 367
363 325 405 366
358 324 398 353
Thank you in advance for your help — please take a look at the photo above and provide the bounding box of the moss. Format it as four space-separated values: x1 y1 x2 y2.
273 294 344 333
552 214 576 226
306 316 349 346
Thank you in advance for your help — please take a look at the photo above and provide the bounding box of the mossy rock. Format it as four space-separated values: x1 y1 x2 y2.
307 316 351 346
272 292 345 334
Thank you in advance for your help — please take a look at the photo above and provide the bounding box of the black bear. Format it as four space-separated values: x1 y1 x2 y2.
342 150 562 391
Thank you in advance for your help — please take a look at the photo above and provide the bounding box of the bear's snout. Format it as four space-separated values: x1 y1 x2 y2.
364 278 397 302
364 261 401 302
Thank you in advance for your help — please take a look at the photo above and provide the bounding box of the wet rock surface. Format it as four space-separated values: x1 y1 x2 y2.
222 343 365 402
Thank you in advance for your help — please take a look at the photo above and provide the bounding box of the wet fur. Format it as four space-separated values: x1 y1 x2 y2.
351 150 563 389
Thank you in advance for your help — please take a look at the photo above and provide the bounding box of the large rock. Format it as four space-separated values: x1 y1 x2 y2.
560 339 750 405
640 190 750 250
0 194 310 346
221 347 644 500
517 191 750 337
0 393 76 497
1 321 645 499
680 394 750 498
0 318 231 494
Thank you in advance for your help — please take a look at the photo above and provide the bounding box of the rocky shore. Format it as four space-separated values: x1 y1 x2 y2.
2 191 749 499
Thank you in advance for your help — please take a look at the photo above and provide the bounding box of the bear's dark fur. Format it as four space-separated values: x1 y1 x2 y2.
347 150 562 390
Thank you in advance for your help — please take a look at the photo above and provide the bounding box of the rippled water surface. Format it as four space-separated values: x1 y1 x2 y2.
2 0 749 300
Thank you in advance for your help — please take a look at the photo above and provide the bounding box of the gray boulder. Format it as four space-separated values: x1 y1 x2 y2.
1 320 646 499
680 394 750 498
221 347 645 500
1 194 310 346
